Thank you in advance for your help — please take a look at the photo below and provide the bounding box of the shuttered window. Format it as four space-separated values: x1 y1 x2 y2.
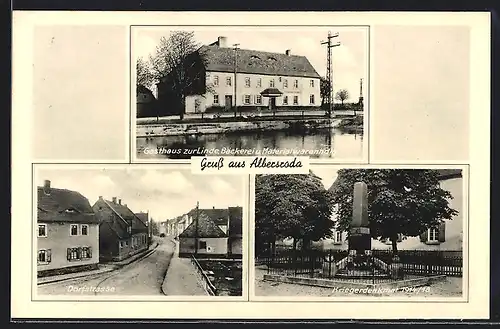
38 249 51 263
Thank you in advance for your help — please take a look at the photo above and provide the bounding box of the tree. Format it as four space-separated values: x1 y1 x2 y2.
330 169 458 255
148 31 211 120
320 77 331 108
136 57 154 90
335 89 349 105
255 173 334 254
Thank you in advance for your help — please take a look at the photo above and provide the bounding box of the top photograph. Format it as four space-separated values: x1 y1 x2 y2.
132 26 368 161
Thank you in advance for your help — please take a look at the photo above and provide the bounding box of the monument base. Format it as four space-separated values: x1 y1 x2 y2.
348 227 372 253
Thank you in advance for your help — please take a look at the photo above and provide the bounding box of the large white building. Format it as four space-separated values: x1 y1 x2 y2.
181 36 322 113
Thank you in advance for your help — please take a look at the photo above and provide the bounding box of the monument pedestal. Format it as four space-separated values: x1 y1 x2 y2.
348 227 372 254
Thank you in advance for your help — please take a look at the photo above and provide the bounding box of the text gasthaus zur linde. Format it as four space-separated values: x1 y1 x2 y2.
143 146 334 156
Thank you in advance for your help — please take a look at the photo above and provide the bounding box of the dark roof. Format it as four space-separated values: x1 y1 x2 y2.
228 206 243 236
37 186 98 224
101 199 148 234
178 212 227 238
328 169 464 192
200 45 321 78
436 169 462 180
260 88 283 96
135 212 149 226
199 208 229 226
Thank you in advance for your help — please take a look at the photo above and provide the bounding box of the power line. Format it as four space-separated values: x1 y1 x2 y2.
321 31 340 118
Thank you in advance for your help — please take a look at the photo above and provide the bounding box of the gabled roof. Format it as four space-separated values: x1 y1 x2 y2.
135 212 149 226
37 186 98 224
199 45 321 78
199 208 229 226
178 212 227 238
100 199 148 234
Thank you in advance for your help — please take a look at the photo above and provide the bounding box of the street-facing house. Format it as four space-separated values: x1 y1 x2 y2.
325 169 464 251
176 206 243 258
37 180 100 277
136 85 158 118
228 206 243 257
156 36 321 115
134 211 152 245
93 197 149 261
178 211 228 257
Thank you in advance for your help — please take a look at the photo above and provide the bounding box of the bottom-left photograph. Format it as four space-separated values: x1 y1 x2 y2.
33 165 246 299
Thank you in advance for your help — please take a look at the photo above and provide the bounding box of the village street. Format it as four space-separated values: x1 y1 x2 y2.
37 238 176 296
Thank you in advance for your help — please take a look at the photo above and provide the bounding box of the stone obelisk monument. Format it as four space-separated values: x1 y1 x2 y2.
348 181 371 254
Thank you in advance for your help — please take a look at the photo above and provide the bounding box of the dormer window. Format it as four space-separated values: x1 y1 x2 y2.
250 55 260 60
65 208 77 214
267 56 277 62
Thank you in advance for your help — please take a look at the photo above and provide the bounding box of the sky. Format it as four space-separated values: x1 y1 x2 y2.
36 168 245 221
133 26 368 102
310 167 339 190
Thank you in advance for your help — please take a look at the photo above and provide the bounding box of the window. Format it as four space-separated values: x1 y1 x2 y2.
70 224 78 236
269 79 275 88
294 80 299 88
255 95 262 105
293 96 299 105
127 226 131 234
257 78 262 87
428 228 438 242
283 79 288 88
199 241 207 249
81 224 89 236
65 208 77 214
38 224 47 237
283 96 288 105
245 77 251 87
67 247 79 261
244 95 251 105
213 94 219 104
226 76 232 86
81 247 92 259
309 94 315 105
310 79 315 87
213 75 219 86
125 240 129 246
335 231 342 243
119 241 123 248
38 249 51 263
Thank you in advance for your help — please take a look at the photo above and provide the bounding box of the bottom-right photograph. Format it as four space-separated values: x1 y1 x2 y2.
253 166 467 299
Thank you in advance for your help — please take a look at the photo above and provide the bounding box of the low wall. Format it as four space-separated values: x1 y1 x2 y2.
137 118 342 138
263 274 447 291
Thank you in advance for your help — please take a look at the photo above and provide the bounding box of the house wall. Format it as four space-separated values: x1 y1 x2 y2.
179 237 229 255
321 177 464 251
229 237 243 255
186 71 321 113
37 222 99 272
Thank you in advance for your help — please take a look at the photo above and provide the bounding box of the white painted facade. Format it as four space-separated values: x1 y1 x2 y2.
186 71 321 113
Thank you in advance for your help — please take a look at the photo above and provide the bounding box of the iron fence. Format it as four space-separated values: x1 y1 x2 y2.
262 249 462 283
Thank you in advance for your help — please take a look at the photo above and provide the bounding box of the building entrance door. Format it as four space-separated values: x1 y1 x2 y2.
225 95 232 111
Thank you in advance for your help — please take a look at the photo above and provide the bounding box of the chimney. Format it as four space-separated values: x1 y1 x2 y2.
213 206 215 209
112 197 117 204
217 36 227 48
43 180 51 194
98 196 103 200
118 199 122 205
285 49 291 56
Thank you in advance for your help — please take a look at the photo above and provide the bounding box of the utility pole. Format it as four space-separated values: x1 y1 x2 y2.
233 43 240 118
194 201 199 255
358 78 364 109
321 31 341 118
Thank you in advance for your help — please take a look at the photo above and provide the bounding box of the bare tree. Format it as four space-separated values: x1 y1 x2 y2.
136 57 154 90
149 31 211 120
335 89 349 105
